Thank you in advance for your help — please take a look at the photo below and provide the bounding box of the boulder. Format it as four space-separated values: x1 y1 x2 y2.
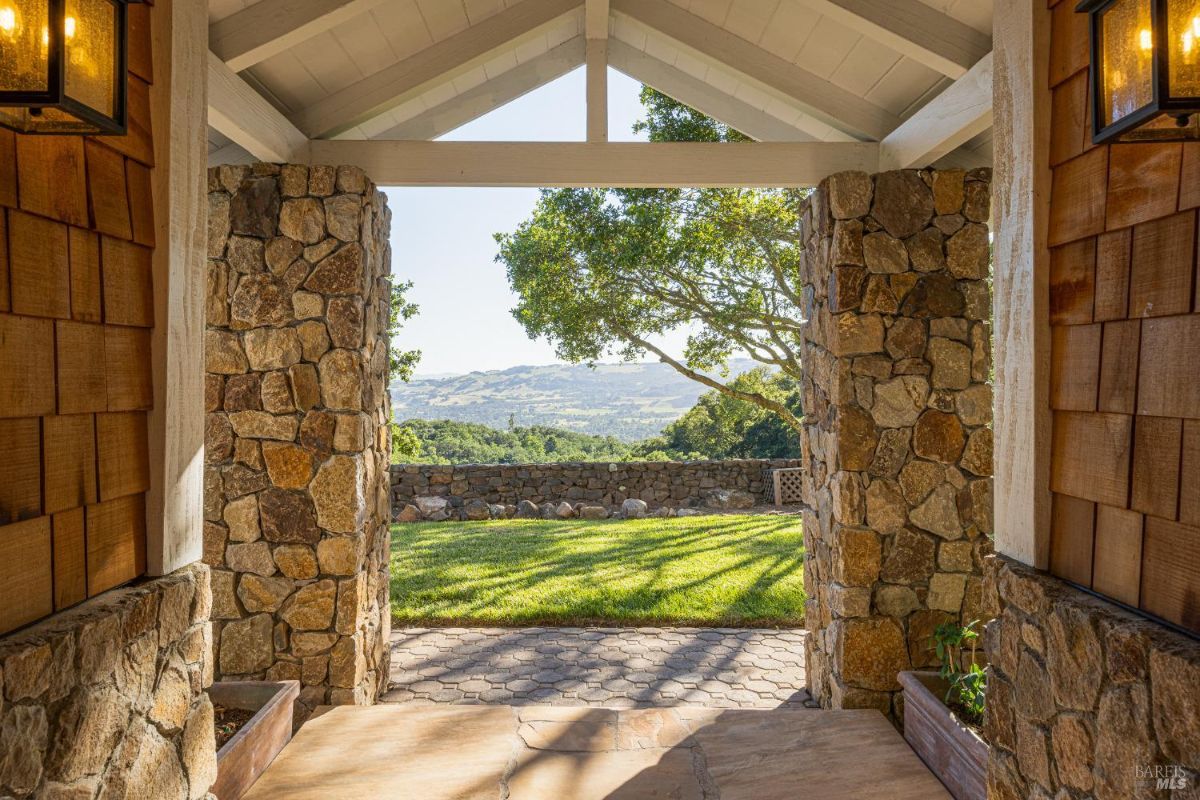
621 498 648 519
579 506 608 519
516 500 540 519
676 508 703 517
414 496 448 517
704 488 755 509
464 499 491 521
396 504 420 523
555 501 575 519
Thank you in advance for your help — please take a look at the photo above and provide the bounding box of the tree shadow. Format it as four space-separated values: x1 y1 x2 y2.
387 515 805 627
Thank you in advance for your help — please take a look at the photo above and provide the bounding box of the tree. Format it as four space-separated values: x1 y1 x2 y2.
388 281 421 383
495 90 806 434
635 368 800 460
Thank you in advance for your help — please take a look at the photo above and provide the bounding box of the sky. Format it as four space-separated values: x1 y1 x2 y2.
384 67 689 378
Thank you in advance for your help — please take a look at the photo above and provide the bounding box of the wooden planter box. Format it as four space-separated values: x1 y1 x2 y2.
898 671 988 800
209 680 300 800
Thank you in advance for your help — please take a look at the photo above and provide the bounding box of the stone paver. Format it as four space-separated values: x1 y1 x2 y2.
384 627 811 708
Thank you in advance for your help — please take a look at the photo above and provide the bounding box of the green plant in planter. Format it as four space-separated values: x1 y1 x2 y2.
931 620 987 724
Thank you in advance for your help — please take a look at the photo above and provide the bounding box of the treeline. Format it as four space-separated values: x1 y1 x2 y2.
392 368 801 464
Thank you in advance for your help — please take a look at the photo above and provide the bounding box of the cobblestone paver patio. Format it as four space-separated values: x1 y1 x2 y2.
383 627 811 708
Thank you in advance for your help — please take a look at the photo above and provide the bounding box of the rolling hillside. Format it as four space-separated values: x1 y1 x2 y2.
390 359 759 441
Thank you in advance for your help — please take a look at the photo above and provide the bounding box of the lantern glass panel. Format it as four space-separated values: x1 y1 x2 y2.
1100 0 1155 128
63 0 116 118
1168 0 1200 97
0 0 50 94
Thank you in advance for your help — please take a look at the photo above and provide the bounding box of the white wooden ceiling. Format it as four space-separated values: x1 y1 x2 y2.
207 0 995 177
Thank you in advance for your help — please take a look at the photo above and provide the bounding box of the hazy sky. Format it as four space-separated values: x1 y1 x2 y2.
384 67 689 378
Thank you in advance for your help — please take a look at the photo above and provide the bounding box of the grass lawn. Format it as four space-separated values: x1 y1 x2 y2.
389 515 805 627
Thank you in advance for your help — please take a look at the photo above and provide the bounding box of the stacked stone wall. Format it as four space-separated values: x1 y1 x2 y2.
390 459 801 518
0 566 214 799
204 164 392 720
798 169 993 720
985 555 1200 798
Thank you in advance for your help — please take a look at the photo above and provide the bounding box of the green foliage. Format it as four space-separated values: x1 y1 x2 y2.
932 620 987 724
392 418 638 465
388 281 422 383
632 87 751 143
637 368 800 460
389 515 806 626
391 421 424 462
495 89 808 436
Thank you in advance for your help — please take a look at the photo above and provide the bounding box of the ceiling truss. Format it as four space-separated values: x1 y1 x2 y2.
206 0 995 184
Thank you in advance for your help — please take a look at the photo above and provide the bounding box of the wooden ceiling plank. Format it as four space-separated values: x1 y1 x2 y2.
610 0 898 141
291 0 584 138
795 0 991 79
307 140 881 186
879 51 993 170
210 0 392 73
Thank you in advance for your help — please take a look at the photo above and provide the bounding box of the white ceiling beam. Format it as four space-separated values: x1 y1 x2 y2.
585 0 609 39
585 0 609 142
291 0 583 139
879 51 993 170
607 41 820 143
307 140 880 187
207 51 311 163
610 0 898 141
210 0 390 73
374 38 585 141
795 0 991 79
586 40 608 142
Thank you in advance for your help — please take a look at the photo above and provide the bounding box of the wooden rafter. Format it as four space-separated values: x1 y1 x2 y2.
207 52 310 163
373 38 585 141
290 0 584 139
879 52 993 170
795 0 991 79
209 0 390 72
307 140 880 187
607 41 822 142
610 0 899 141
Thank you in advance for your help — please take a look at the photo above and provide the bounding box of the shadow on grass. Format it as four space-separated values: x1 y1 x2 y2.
388 515 806 627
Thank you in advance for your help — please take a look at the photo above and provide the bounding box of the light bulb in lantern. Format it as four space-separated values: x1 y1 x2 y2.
63 16 75 40
0 6 16 36
1193 15 1200 37
1140 28 1154 50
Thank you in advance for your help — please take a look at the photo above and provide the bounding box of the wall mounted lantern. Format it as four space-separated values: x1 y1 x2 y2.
1079 0 1200 143
0 0 134 135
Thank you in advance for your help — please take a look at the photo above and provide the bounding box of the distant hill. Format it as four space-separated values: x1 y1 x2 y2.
391 359 760 442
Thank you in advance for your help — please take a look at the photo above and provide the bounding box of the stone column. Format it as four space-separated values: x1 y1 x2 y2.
204 164 392 718
798 168 993 720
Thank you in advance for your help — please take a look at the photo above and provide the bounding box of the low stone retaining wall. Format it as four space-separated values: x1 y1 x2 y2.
984 554 1200 798
390 459 801 521
0 565 214 798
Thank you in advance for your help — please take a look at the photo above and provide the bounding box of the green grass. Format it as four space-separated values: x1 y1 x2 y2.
389 515 806 627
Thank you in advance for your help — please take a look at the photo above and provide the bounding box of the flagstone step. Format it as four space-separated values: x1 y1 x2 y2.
241 704 951 799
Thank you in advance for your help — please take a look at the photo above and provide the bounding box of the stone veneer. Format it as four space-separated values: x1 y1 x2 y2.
390 458 801 517
205 164 392 719
798 169 993 719
984 555 1200 799
0 566 214 799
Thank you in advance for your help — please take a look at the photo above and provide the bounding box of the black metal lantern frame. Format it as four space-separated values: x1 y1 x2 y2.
0 0 135 135
1079 0 1200 144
